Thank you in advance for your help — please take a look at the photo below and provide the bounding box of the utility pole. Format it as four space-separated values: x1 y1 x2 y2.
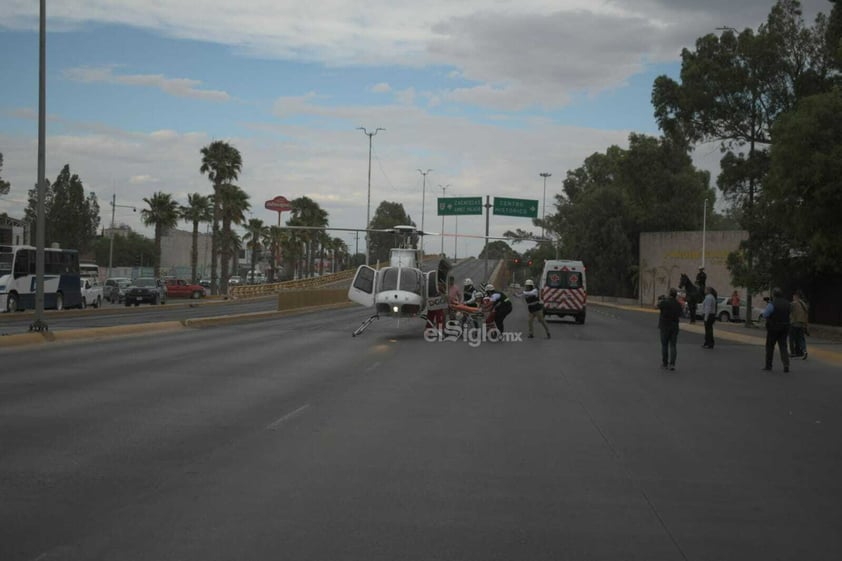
702 198 708 269
31 0 47 332
438 184 449 256
108 193 136 279
358 127 385 266
539 172 551 240
417 168 432 254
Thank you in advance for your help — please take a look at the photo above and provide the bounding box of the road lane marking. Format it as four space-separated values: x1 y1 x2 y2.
266 403 310 431
365 361 381 372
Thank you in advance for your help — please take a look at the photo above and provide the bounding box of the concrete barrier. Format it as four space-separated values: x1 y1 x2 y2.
277 288 351 311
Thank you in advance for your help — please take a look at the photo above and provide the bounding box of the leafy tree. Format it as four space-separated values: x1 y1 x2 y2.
651 0 832 318
766 89 842 274
216 183 250 286
24 164 100 253
140 192 180 274
200 141 242 294
0 153 10 197
367 201 416 264
478 240 515 260
548 134 711 297
181 193 212 283
93 230 156 270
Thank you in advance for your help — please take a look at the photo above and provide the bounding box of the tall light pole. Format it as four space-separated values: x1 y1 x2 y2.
358 126 385 265
438 184 449 256
31 0 47 332
417 168 432 254
107 193 136 279
701 198 708 268
539 172 551 240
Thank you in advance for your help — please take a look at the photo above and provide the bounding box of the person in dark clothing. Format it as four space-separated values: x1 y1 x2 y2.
484 284 512 335
761 288 791 372
658 288 683 370
695 266 707 294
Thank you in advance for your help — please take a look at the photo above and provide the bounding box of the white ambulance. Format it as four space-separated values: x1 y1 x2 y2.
540 259 587 324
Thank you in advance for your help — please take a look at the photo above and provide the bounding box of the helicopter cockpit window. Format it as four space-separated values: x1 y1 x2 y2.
399 268 423 295
380 268 399 291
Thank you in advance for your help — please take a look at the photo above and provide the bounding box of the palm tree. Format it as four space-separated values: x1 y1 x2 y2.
243 218 269 282
331 236 348 271
200 141 242 295
140 192 180 275
263 225 288 282
288 196 328 277
217 183 250 290
180 193 212 283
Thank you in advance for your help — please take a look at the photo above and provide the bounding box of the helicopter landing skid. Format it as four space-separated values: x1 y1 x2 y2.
352 314 379 337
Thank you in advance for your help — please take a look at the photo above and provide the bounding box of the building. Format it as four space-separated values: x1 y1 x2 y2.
639 230 750 307
0 215 29 246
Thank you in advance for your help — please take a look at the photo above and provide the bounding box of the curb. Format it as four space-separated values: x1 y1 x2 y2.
0 302 357 348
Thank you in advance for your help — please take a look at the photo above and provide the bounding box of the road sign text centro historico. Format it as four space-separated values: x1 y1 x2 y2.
437 197 483 216
493 197 538 218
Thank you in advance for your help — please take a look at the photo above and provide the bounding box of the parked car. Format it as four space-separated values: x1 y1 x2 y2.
227 275 242 286
163 278 206 299
104 277 132 303
198 276 214 289
80 277 103 309
124 277 167 306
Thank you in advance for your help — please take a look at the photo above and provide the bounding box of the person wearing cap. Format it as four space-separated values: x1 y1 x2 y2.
695 266 707 294
760 288 791 372
483 283 512 335
658 287 683 370
519 279 551 339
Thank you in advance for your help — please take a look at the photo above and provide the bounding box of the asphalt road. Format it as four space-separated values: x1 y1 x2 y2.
2 297 841 560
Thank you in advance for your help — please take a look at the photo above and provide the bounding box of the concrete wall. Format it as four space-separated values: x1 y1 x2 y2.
160 228 213 278
639 230 750 307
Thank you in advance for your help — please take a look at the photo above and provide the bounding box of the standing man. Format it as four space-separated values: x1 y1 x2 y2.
519 279 551 339
658 288 683 371
761 288 791 372
695 266 707 294
702 286 717 349
789 289 809 360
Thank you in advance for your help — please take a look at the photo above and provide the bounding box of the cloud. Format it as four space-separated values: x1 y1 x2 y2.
3 0 828 106
63 65 231 102
370 83 392 93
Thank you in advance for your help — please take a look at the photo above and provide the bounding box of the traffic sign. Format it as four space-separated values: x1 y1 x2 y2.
265 195 292 212
493 197 538 218
437 197 483 216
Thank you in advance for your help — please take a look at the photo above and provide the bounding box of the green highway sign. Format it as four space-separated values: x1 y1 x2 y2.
437 196 483 216
493 196 538 218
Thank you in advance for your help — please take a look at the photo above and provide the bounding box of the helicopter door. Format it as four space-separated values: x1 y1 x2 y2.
348 265 376 307
425 270 448 311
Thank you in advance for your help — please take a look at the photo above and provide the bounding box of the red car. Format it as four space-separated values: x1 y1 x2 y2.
163 278 206 299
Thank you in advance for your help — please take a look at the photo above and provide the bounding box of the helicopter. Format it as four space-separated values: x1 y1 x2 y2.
346 225 452 337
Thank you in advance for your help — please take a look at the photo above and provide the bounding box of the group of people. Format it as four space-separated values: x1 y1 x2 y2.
658 282 810 372
760 288 810 372
455 278 549 339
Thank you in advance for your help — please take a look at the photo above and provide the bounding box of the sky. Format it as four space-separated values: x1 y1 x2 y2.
0 0 830 258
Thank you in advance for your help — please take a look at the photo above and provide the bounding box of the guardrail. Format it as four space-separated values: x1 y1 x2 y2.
228 269 356 299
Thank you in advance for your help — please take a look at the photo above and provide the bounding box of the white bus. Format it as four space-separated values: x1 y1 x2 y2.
0 245 83 312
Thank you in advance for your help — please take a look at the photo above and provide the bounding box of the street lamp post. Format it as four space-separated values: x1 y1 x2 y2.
438 184 449 256
108 193 136 279
539 172 551 239
358 126 385 266
417 168 432 254
701 198 708 268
